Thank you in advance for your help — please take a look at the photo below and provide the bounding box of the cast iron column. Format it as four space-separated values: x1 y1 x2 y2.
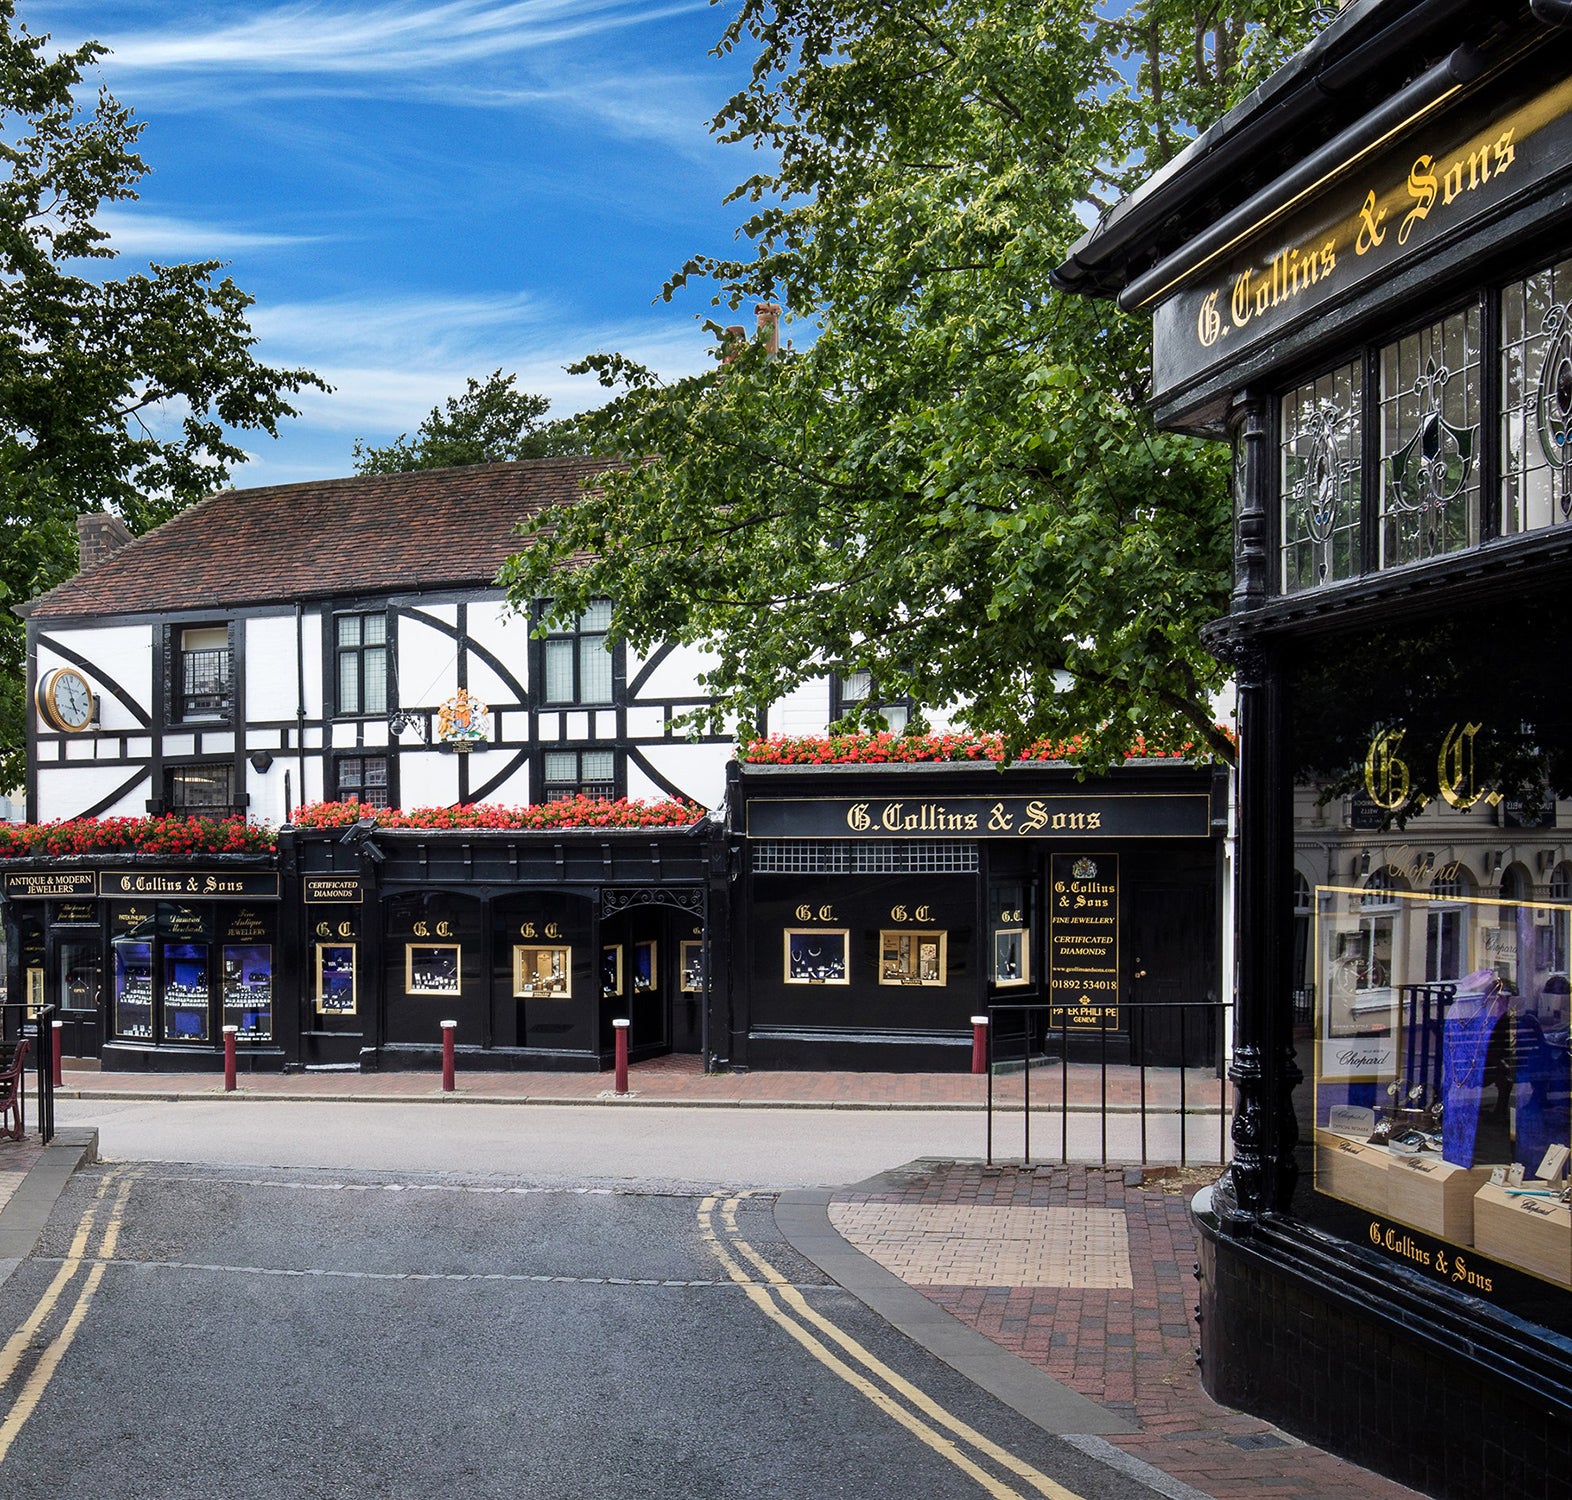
1217 390 1298 1217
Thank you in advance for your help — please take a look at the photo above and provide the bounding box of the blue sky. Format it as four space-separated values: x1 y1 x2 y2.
38 0 754 487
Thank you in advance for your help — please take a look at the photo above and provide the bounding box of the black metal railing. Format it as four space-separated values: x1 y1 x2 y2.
984 998 1231 1169
0 1002 56 1144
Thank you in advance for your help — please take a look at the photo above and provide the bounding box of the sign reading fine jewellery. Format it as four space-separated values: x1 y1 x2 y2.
1047 854 1120 1030
745 795 1210 841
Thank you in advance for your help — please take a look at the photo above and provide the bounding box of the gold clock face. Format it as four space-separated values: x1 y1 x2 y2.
37 668 93 732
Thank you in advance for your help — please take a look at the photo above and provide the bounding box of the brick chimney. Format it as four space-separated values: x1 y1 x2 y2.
76 511 135 573
720 324 748 363
754 302 781 357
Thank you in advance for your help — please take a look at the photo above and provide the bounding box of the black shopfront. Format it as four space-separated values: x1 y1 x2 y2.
284 822 718 1072
2 860 289 1071
1055 4 1572 1494
719 760 1227 1071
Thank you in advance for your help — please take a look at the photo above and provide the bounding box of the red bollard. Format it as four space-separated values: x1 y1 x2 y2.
223 1024 238 1092
613 1018 631 1095
51 1020 63 1088
971 1015 989 1075
441 1019 457 1092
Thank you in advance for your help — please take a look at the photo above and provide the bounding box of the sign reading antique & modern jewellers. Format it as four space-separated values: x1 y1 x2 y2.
2 869 96 899
1047 854 1120 1030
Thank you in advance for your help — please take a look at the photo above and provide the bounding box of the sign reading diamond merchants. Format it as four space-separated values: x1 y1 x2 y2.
1047 855 1120 1030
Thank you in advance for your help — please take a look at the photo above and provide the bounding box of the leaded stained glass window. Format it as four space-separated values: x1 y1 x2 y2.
1378 308 1481 568
1501 256 1572 535
1281 362 1362 593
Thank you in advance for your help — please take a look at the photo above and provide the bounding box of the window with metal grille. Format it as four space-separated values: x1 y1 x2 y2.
177 626 231 720
543 600 613 705
336 754 390 809
752 840 978 874
167 762 235 813
335 612 388 717
542 747 617 802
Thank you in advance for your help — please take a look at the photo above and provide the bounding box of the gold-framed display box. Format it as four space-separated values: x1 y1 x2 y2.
631 939 657 993
513 944 570 999
405 942 461 996
879 930 947 987
315 943 357 1015
601 944 623 998
679 940 704 993
783 928 849 985
992 927 1029 987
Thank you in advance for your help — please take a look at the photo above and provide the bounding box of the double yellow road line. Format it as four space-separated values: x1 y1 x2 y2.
0 1165 136 1465
697 1192 1085 1500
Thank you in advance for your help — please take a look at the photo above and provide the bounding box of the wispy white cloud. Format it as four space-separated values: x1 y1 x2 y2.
96 208 324 257
101 0 710 75
246 289 718 435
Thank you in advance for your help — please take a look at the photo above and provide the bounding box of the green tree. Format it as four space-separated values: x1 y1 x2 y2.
0 1 324 790
352 370 586 474
500 1 1333 767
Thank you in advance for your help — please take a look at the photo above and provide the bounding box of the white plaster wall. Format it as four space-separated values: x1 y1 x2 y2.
37 625 154 726
246 614 305 721
765 677 831 737
36 762 150 821
399 748 460 809
625 706 664 739
397 608 458 712
246 765 290 827
629 640 717 700
464 600 530 706
629 742 732 809
465 748 530 805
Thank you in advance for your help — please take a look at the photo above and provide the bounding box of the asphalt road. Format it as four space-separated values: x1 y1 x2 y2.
0 1159 1158 1500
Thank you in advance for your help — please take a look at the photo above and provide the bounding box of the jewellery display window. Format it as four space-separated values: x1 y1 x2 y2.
222 944 273 1041
315 944 357 1015
879 930 947 987
112 940 153 1038
632 940 657 993
992 928 1029 987
784 929 849 985
25 966 43 1017
405 943 461 996
514 944 571 999
162 943 210 1042
680 941 705 993
602 945 623 998
1313 873 1572 1288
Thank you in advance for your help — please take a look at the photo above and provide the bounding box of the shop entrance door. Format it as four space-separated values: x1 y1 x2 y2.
1128 884 1216 1068
53 935 103 1058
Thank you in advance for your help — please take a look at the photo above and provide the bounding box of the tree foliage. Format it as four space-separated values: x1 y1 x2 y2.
0 0 324 790
352 370 586 474
500 0 1333 768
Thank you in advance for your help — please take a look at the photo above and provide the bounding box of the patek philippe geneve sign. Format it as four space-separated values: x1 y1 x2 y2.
744 794 1211 840
1150 54 1572 405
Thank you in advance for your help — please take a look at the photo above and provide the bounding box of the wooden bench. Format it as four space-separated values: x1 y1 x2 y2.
0 1037 31 1142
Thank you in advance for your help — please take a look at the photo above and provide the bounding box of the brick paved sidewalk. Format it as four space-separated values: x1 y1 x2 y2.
57 1051 1228 1114
832 1161 1426 1500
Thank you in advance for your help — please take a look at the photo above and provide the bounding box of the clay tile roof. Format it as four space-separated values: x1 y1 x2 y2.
20 456 613 619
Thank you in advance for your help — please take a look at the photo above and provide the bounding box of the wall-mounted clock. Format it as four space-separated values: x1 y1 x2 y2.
36 667 95 733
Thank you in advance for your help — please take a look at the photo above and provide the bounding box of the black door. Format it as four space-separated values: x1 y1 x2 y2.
1128 883 1217 1068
